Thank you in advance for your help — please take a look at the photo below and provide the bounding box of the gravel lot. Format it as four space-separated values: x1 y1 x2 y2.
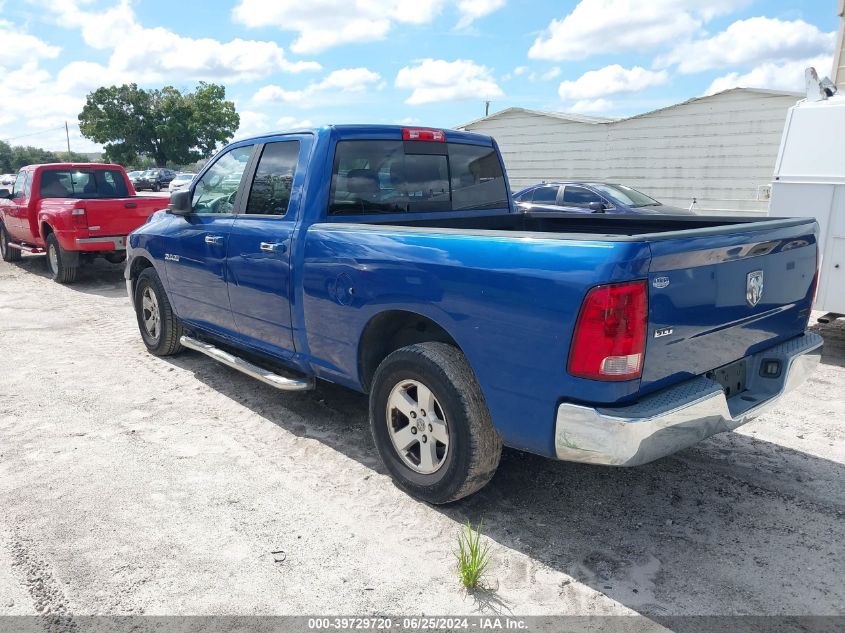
0 254 843 619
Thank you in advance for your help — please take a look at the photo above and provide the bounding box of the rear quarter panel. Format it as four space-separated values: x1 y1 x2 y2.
299 224 651 457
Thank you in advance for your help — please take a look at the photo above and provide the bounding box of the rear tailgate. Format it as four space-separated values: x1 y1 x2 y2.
82 197 164 236
641 218 818 392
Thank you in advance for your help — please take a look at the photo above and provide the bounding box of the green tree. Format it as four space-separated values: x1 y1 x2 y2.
0 140 91 172
78 82 239 167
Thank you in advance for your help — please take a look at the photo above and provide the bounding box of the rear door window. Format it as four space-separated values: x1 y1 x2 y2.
246 141 300 216
562 186 603 207
329 140 508 215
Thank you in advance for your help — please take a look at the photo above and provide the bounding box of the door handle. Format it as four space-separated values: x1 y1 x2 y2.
259 242 286 253
205 235 224 245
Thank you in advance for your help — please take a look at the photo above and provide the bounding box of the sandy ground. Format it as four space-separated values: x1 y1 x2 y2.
0 254 843 619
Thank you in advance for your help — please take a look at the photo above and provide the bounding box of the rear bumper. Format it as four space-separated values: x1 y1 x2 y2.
75 235 127 251
554 331 822 466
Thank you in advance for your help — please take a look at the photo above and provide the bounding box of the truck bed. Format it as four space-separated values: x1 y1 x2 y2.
361 210 808 240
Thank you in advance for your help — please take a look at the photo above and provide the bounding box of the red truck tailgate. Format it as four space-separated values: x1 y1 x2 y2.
82 197 164 236
641 218 817 392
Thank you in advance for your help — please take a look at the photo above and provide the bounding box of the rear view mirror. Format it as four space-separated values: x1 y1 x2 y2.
168 189 192 215
0 189 10 199
588 201 607 213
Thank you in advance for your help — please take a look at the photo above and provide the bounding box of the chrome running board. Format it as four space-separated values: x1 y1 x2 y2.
180 336 315 392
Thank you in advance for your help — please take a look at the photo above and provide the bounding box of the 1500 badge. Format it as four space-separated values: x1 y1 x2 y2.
164 253 180 262
654 327 674 338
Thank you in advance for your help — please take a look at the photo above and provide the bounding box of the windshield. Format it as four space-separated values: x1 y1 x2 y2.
39 169 129 199
174 174 193 182
590 183 660 208
329 140 509 215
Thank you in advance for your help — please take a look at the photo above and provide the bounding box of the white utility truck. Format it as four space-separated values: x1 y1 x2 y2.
771 69 845 318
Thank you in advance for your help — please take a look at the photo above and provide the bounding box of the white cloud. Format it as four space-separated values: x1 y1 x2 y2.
0 20 60 66
233 0 505 52
570 98 615 113
254 68 382 105
528 0 745 61
558 65 669 100
395 59 503 105
233 0 448 53
456 0 506 28
45 0 320 84
705 55 833 95
540 67 561 81
277 116 315 129
658 17 836 74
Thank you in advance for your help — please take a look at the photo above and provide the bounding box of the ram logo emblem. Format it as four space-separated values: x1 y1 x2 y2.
746 270 764 307
653 276 670 289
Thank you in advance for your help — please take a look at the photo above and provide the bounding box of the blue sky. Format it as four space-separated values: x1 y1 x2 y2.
0 0 838 153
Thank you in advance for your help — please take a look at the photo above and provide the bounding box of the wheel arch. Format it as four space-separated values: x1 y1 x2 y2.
357 310 462 392
128 255 156 297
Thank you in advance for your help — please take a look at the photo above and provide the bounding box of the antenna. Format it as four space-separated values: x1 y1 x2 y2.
485 100 490 117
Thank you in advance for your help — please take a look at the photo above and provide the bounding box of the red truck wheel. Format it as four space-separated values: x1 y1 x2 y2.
1 223 22 262
45 234 78 284
369 342 502 504
134 268 184 356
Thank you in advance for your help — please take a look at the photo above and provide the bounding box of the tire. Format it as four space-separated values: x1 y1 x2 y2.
0 223 22 262
134 267 184 356
153 182 161 192
45 233 78 283
370 342 502 504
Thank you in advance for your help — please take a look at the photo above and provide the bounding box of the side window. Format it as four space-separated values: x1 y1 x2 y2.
562 186 603 207
12 171 27 198
246 141 300 216
531 185 559 204
192 145 255 214
22 172 33 198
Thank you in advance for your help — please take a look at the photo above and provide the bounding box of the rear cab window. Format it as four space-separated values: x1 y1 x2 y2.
328 137 509 216
39 169 129 199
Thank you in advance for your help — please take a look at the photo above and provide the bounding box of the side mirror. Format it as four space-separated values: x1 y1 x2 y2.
588 201 607 213
0 189 10 199
168 189 192 215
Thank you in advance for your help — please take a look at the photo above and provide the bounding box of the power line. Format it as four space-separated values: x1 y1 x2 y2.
1 125 70 143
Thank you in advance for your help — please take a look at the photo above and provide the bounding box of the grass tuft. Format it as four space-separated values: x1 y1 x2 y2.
455 520 491 590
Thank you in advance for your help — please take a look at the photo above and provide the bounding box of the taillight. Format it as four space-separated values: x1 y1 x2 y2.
810 247 820 306
402 128 446 142
568 280 648 381
71 203 87 228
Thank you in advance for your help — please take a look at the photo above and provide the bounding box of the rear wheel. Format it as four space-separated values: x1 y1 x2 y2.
134 267 184 356
0 223 22 262
369 342 502 504
152 182 161 192
45 233 78 284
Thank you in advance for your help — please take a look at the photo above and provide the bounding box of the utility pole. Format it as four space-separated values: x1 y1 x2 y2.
65 121 72 160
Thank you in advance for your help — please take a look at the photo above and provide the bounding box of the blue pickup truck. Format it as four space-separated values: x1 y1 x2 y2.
125 125 822 503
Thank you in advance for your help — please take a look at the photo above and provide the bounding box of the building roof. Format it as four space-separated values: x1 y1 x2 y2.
456 88 802 130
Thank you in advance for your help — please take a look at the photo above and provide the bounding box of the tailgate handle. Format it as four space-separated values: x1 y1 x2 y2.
125 202 137 208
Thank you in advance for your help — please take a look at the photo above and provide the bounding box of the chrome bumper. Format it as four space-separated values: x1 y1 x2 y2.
75 235 127 250
555 332 823 466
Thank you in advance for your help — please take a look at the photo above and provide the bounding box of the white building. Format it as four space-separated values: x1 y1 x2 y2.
458 88 801 215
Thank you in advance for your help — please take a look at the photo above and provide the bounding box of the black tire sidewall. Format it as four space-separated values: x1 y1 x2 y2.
135 271 164 351
46 235 62 279
370 350 473 502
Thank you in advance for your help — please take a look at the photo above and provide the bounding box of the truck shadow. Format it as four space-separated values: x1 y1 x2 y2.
11 254 127 299
161 333 844 617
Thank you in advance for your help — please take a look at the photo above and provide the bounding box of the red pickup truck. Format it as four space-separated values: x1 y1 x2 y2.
0 163 163 283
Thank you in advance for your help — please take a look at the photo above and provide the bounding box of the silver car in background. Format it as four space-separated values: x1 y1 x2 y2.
168 173 196 193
